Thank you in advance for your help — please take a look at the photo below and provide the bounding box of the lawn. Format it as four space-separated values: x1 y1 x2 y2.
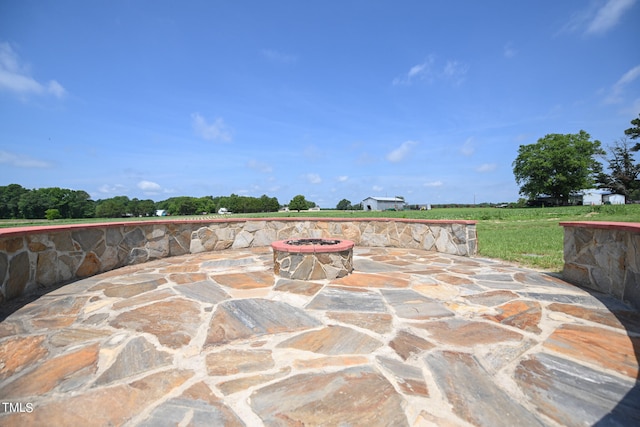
2 204 639 272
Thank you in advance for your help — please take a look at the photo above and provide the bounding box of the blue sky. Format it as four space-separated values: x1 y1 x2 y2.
1 0 639 207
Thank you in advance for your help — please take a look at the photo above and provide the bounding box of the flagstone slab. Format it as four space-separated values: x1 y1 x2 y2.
277 325 383 355
111 288 175 310
174 279 231 303
435 273 474 286
547 302 640 333
389 329 435 360
273 278 323 296
515 352 640 426
354 258 407 273
110 298 201 349
331 272 411 288
140 381 245 427
382 289 454 319
96 337 172 385
216 367 292 396
206 349 274 376
292 355 369 370
0 335 48 381
326 311 393 333
211 270 274 289
249 366 409 427
306 286 387 312
425 350 544 427
464 290 519 306
417 318 522 347
205 299 321 347
49 327 112 347
482 300 542 334
1 369 192 427
0 343 99 398
100 279 163 298
376 356 429 396
543 323 640 378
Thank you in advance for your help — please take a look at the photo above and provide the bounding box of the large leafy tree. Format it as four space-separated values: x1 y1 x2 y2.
288 194 309 212
336 199 352 210
624 113 640 151
513 131 604 205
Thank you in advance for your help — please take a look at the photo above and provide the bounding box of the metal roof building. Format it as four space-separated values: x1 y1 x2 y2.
362 196 406 211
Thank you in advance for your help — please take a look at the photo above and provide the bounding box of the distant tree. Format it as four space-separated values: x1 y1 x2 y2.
513 131 604 205
624 114 640 151
95 196 130 218
597 138 640 198
289 194 308 212
336 199 352 210
45 208 62 220
168 197 198 215
0 184 29 218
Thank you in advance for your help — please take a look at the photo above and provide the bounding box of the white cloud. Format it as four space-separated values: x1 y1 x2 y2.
386 140 417 163
337 176 349 182
137 180 162 191
261 49 297 64
392 56 435 85
460 137 475 156
503 42 517 58
423 180 443 187
191 113 232 142
604 64 640 104
247 160 273 173
561 0 635 35
372 185 384 192
393 56 468 86
305 173 322 184
98 184 127 194
443 60 469 86
0 42 67 98
0 150 51 168
476 163 497 173
587 0 636 34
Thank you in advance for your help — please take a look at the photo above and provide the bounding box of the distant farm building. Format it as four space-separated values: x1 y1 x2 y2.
362 196 406 211
581 189 625 206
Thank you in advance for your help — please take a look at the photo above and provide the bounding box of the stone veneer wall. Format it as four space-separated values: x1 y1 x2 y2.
561 221 640 309
0 218 477 306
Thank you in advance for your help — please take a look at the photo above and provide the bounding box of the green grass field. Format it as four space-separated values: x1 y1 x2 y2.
2 204 639 272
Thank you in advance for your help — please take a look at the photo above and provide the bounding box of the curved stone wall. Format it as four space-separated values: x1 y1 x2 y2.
561 221 640 309
0 218 477 306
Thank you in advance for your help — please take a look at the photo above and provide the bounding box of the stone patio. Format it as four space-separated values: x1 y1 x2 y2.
0 247 639 426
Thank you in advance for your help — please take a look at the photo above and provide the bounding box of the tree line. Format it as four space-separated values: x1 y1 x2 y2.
513 114 640 205
0 186 283 219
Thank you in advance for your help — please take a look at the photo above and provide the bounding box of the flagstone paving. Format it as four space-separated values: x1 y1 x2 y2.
1 247 639 426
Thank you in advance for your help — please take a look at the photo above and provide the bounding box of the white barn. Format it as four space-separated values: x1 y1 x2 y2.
362 196 405 211
603 194 625 205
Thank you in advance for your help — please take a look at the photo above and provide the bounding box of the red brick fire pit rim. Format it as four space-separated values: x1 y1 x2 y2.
271 239 355 254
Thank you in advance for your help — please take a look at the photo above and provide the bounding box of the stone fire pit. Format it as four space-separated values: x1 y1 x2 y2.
271 238 354 280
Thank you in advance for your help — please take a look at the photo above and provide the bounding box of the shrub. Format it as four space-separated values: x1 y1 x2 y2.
45 208 62 220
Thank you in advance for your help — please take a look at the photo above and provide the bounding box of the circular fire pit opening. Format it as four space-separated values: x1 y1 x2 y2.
271 238 354 280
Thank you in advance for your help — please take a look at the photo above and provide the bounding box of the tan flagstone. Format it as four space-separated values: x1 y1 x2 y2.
211 270 274 289
483 300 542 334
417 319 523 347
0 343 99 398
110 298 201 349
326 311 393 334
0 335 48 381
543 324 639 378
206 349 274 376
331 272 411 288
277 325 383 355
